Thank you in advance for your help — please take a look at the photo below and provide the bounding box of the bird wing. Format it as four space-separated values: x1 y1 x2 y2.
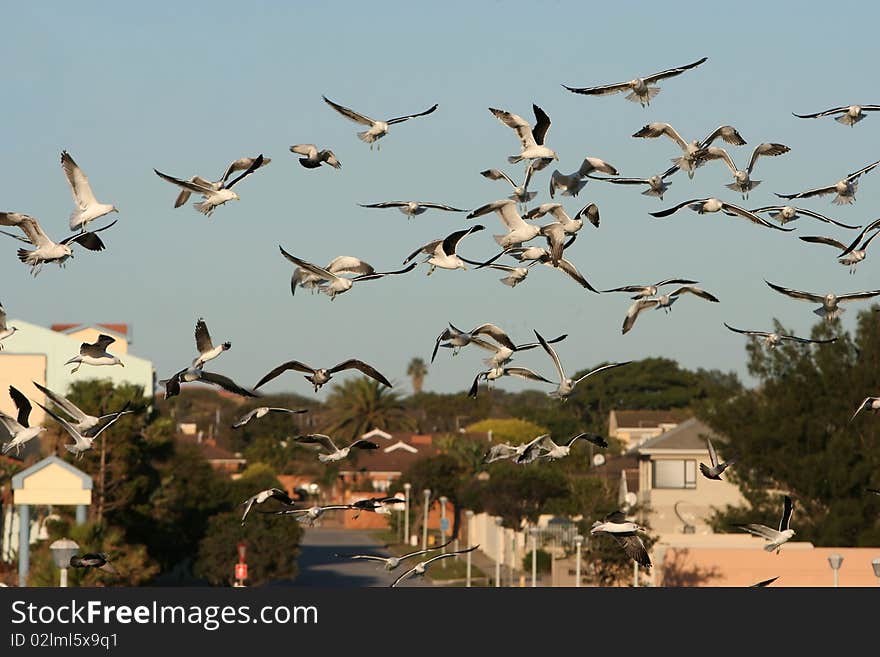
359 201 408 209
649 199 703 218
612 534 652 568
721 202 794 231
700 124 747 147
578 157 618 177
480 168 516 187
622 299 659 335
32 381 87 423
793 107 849 118
254 360 316 389
349 439 380 451
88 403 133 440
836 289 880 303
278 247 338 281
79 335 115 358
737 523 780 541
764 281 825 303
403 239 441 265
838 218 880 256
847 158 880 181
643 56 708 83
468 370 487 398
417 202 465 212
531 104 552 145
798 235 848 250
470 324 516 350
669 286 720 302
775 184 838 200
723 323 769 338
601 284 649 294
9 386 33 427
323 96 376 126
353 262 417 282
633 123 688 150
575 202 600 227
154 169 215 194
0 303 6 331
59 219 118 251
747 143 790 174
328 359 392 387
569 432 609 448
503 367 552 384
789 207 861 230
8 215 53 247
337 554 388 563
706 437 719 467
60 150 98 211
35 401 82 443
779 496 794 532
489 107 536 149
199 372 259 397
533 330 565 382
390 565 420 588
441 224 484 255
294 434 337 452
386 103 439 125
574 361 632 386
220 156 269 184
699 146 738 174
552 258 599 292
400 539 455 561
563 79 633 96
656 277 700 287
224 154 264 189
327 256 375 276
779 334 837 345
232 409 259 428
289 144 316 157
750 576 780 587
194 318 214 354
592 176 649 186
484 443 518 462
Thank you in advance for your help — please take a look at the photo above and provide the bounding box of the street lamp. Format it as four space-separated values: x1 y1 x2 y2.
50 539 79 588
495 517 503 588
871 557 880 585
439 495 448 554
574 535 584 588
403 482 411 546
465 510 474 587
529 527 539 588
422 489 431 551
828 553 844 587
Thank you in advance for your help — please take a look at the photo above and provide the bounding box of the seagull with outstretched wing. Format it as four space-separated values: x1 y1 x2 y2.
293 434 380 463
750 205 861 229
154 154 265 216
290 144 341 169
323 95 438 149
390 546 479 587
591 511 652 567
358 201 465 219
232 407 309 429
336 539 454 571
736 496 795 554
241 488 297 525
793 104 880 126
489 104 558 165
403 225 485 274
254 358 391 393
650 198 794 231
534 330 630 399
699 437 735 480
279 247 415 299
775 158 880 206
765 280 880 321
723 322 838 348
61 150 119 231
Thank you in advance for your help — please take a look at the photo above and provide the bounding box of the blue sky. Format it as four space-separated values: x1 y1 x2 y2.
3 2 879 399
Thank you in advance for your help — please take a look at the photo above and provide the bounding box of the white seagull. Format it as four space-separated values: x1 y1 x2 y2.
390 545 479 587
793 105 880 126
563 56 708 107
650 198 794 231
254 358 392 393
489 104 559 165
290 144 341 169
161 365 259 399
61 150 119 232
723 323 838 348
775 158 880 206
323 95 438 149
293 434 379 463
516 432 609 464
0 302 18 349
232 407 309 429
468 366 552 399
525 203 598 264
799 228 880 274
288 254 377 296
602 277 699 299
153 154 265 216
699 437 736 480
698 143 791 198
33 381 133 436
280 247 415 299
431 322 516 362
192 318 231 369
549 157 618 198
272 504 357 526
467 199 540 249
65 334 124 374
35 399 130 459
587 165 679 199
590 511 652 567
403 225 485 274
481 162 539 209
750 205 861 229
358 201 465 218
621 286 720 335
736 495 795 554
632 123 746 179
335 540 453 571
483 441 537 464
851 397 880 422
534 330 631 399
166 156 271 208
240 488 297 525
764 280 880 321
0 386 46 456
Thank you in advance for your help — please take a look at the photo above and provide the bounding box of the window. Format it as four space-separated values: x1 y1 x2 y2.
652 459 696 489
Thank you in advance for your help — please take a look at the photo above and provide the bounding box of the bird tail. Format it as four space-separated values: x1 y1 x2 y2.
64 356 81 366
493 234 508 247
836 114 861 126
16 248 33 263
357 130 376 143
641 187 663 197
193 201 215 216
500 275 519 287
64 444 79 455
1 442 11 455
698 463 712 478
507 155 523 165
298 158 322 169
626 87 661 104
816 307 844 320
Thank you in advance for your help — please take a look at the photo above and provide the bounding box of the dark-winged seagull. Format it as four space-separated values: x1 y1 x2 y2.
69 553 117 574
775 158 880 206
290 144 341 169
153 154 265 216
489 104 558 165
390 545 479 587
65 334 123 373
193 318 231 369
750 205 861 229
35 399 131 459
167 156 271 208
590 511 652 567
699 437 736 480
765 280 880 321
33 381 133 436
323 95 438 149
358 201 465 218
793 105 880 126
621 286 720 335
254 358 392 393
650 198 794 231
736 495 795 554
241 488 297 525
723 323 838 348
403 225 485 274
232 407 309 429
161 365 258 399
0 386 46 456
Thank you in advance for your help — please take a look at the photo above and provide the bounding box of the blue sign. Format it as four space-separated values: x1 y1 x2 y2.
440 518 450 533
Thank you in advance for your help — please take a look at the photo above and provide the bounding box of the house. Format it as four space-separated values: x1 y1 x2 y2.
608 409 688 451
175 430 247 476
337 430 439 494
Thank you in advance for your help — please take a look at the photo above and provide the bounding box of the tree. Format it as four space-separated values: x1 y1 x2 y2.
323 378 415 441
464 418 549 444
406 358 428 395
463 462 569 529
404 453 472 540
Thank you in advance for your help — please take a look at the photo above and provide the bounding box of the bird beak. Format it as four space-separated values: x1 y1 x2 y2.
114 208 120 213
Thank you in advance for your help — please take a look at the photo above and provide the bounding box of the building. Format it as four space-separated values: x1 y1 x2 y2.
608 409 688 451
337 429 439 494
174 423 246 476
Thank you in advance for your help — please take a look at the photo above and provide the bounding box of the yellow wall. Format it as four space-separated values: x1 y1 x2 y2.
0 354 48 426
13 462 92 505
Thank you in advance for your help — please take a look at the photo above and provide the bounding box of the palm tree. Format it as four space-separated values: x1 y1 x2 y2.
407 357 428 395
323 378 415 441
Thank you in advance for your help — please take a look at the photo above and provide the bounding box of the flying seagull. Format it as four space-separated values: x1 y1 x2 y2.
750 576 780 587
489 104 559 165
350 496 406 517
587 166 679 200
836 217 880 258
390 545 479 587
232 407 309 429
468 366 552 399
35 399 130 459
33 381 133 436
323 95 438 149
0 212 118 276
699 437 735 480
241 488 297 525
793 105 880 126
403 224 485 274
153 154 265 216
563 56 708 107
736 495 795 554
0 302 18 349
192 318 231 369
775 158 880 206
431 322 516 362
749 205 861 229
798 229 880 274
723 322 838 348
335 540 454 571
61 150 119 232
290 144 341 169
167 156 271 208
650 199 794 231
358 201 465 218
850 397 880 422
467 199 540 249
764 280 880 321
534 330 631 399
632 123 746 179
293 434 380 463
525 202 598 264
160 366 259 399
484 441 539 464
287 254 379 296
279 247 415 299
549 157 618 198
254 358 392 393
590 511 652 567
69 553 117 575
502 244 599 292
698 143 791 198
602 278 700 299
65 335 124 373
0 386 46 456
517 432 609 463
621 286 720 335
481 162 539 209
270 504 357 526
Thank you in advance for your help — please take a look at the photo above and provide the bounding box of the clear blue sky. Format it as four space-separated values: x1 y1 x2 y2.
3 2 879 399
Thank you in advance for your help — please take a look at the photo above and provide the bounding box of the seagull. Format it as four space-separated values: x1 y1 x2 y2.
799 229 880 274
431 322 516 361
153 154 265 216
503 245 599 292
293 434 380 463
335 540 454 571
0 302 18 349
160 365 259 399
350 496 406 518
287 254 377 296
0 386 46 456
481 162 539 209
403 225 485 274
232 407 309 429
563 56 708 107
736 495 795 554
290 144 341 169
323 95 438 149
697 143 791 198
35 400 130 459
650 198 794 231
835 217 880 258
764 280 880 321
254 358 392 393
468 366 552 398
793 105 880 126
517 432 609 463
0 212 118 276
590 511 652 567
483 441 535 464
621 287 720 335
586 166 679 199
390 545 479 587
632 123 747 179
271 503 357 526
69 553 117 574
602 278 700 299
61 150 118 232
33 381 133 436
358 201 465 218
470 261 535 288
279 247 415 299
775 158 880 205
525 202 598 264
723 323 838 348
699 437 735 480
65 335 124 374
467 200 540 249
549 157 618 198
850 397 880 422
489 104 559 165
240 488 297 525
750 576 780 587
192 318 231 369
166 156 271 208
534 330 631 399
750 205 861 229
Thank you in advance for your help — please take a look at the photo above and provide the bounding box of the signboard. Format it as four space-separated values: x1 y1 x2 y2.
235 563 248 580
440 518 450 533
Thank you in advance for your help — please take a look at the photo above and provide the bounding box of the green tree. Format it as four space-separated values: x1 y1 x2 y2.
406 358 428 395
464 418 549 444
323 377 415 441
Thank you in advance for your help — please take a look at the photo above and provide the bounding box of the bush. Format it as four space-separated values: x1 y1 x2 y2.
522 548 552 574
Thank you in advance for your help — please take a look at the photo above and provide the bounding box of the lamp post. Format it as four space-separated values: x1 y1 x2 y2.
529 527 538 588
828 553 843 587
495 517 503 588
50 539 79 588
439 496 448 553
871 558 880 585
574 535 584 588
465 510 474 587
422 489 431 551
403 482 411 546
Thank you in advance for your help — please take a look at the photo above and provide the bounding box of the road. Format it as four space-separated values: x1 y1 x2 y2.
270 527 429 587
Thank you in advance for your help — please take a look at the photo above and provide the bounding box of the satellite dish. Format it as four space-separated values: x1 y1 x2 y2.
592 453 606 467
625 492 638 508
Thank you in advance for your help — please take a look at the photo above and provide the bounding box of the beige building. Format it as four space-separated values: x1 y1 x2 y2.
608 409 688 451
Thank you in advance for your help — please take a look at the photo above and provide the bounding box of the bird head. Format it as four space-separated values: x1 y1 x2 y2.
63 245 74 257
232 192 241 201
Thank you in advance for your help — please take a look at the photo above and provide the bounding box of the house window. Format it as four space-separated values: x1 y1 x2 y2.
652 460 696 489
